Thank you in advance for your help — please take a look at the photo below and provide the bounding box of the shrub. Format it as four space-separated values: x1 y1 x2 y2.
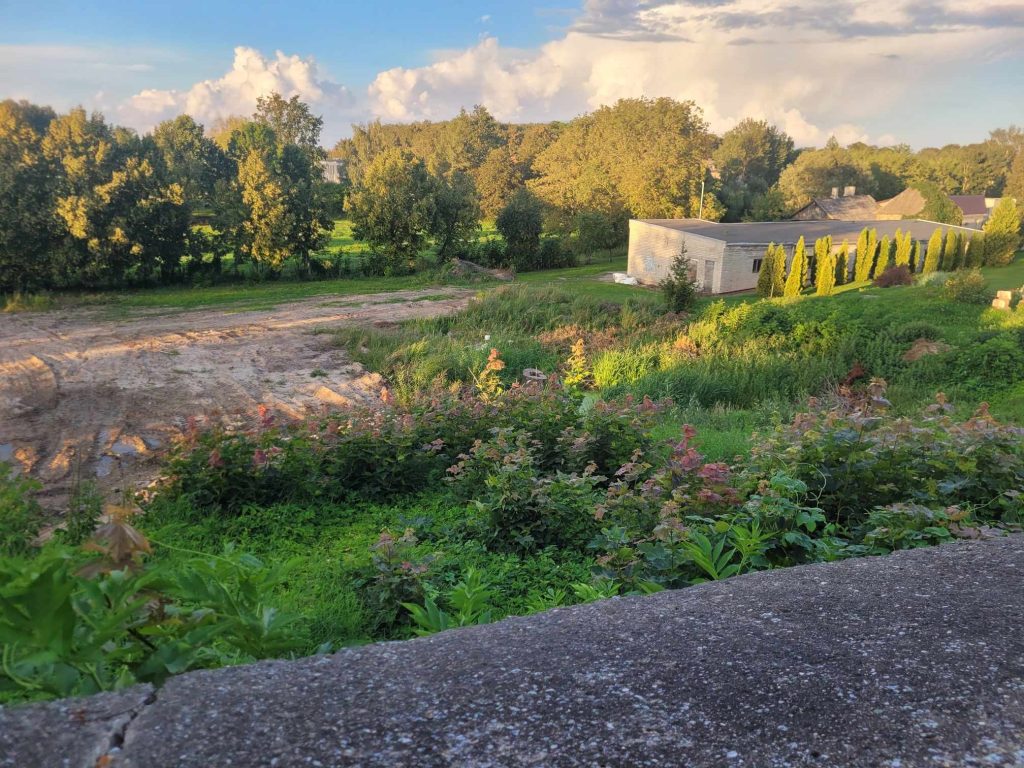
873 265 914 288
660 245 699 312
943 269 989 304
497 188 543 271
0 464 42 556
748 385 1024 526
889 321 941 343
538 237 575 270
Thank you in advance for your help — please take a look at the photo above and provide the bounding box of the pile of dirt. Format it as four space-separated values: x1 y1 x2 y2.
902 338 952 362
0 288 470 510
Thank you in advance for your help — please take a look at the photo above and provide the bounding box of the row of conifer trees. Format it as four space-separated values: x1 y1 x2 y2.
757 226 985 298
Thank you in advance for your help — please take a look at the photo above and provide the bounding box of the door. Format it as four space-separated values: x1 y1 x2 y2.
703 260 716 293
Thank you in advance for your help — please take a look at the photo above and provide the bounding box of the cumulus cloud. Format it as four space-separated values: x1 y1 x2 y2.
367 0 1024 146
119 46 356 138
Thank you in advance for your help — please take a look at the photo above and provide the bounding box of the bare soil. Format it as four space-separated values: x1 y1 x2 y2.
0 288 470 510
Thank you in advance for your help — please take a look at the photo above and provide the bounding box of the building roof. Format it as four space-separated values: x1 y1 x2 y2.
949 195 988 216
877 188 926 217
635 218 980 246
793 194 878 220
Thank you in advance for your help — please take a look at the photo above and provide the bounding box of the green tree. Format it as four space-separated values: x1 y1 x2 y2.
235 148 290 276
428 170 481 258
783 236 807 297
757 243 786 297
982 197 1022 266
875 235 893 277
854 227 878 282
348 148 434 274
909 239 920 272
914 181 963 225
713 118 795 221
660 243 699 312
834 241 850 286
496 187 544 271
922 228 945 274
253 93 325 161
815 237 836 296
893 229 912 268
150 114 228 210
0 100 58 292
964 232 986 267
475 146 524 218
1005 149 1024 202
777 137 871 211
942 229 963 271
277 143 332 275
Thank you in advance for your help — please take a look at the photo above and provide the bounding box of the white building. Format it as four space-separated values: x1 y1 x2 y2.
627 218 982 294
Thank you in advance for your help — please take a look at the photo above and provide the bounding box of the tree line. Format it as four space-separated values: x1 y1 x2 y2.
757 197 1021 299
0 94 335 292
4 92 1024 293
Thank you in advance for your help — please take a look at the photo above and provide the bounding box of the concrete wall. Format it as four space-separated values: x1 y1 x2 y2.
627 220 726 292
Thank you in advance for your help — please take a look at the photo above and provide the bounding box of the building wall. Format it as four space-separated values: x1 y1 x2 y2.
627 220 726 292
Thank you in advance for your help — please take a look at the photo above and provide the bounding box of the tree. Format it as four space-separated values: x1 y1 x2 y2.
777 137 872 211
914 181 963 225
348 148 434 274
815 238 836 296
784 236 807 297
475 146 523 218
0 100 58 292
1004 149 1024 202
942 229 962 271
496 188 544 271
893 229 912 268
982 197 1022 266
757 242 785 297
713 118 795 221
428 170 481 258
150 115 228 210
875 235 893 277
235 148 290 275
964 232 986 267
834 241 850 286
854 227 878 283
922 228 945 274
660 244 699 312
909 240 920 272
747 187 788 221
254 93 325 161
277 143 332 274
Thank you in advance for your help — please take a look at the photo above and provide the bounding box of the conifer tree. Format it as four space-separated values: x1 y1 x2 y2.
815 238 836 296
922 228 944 274
894 229 910 267
982 197 1022 266
909 239 920 272
942 229 959 270
784 236 806 297
964 232 986 267
812 235 831 287
756 242 777 297
867 228 878 276
875 235 893 277
854 227 871 282
834 241 850 286
771 243 787 296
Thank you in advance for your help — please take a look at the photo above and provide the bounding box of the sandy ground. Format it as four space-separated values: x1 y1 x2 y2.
0 288 470 510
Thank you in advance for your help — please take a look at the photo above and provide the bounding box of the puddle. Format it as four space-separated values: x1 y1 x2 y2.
0 443 14 463
95 456 115 477
111 440 139 456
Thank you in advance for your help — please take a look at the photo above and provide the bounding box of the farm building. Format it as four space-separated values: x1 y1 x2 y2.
627 218 981 294
319 159 345 184
791 188 878 220
948 195 989 228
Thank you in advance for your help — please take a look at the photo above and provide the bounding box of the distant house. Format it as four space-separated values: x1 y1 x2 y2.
948 195 989 228
627 218 980 295
320 159 345 184
877 189 991 229
791 187 878 220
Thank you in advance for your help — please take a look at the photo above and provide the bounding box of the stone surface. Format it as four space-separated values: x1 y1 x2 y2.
3 538 1024 767
0 686 153 768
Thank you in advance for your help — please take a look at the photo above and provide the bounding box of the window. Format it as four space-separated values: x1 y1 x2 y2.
751 259 763 273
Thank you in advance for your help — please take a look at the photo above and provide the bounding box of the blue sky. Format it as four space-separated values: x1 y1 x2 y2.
2 0 1022 148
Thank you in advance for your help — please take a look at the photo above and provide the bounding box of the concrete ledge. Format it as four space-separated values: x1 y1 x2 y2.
3 538 1023 767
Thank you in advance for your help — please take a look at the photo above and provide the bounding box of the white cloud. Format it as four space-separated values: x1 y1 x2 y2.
366 0 1024 146
118 46 357 138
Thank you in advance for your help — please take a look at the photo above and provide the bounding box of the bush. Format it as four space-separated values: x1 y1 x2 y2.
890 320 942 343
660 246 699 313
873 265 914 288
0 464 42 556
538 237 575 270
943 269 990 304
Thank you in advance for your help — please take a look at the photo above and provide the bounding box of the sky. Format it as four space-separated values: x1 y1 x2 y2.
1 0 1023 149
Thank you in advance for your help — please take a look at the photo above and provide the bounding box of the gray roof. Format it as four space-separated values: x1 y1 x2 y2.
636 218 979 245
949 195 988 216
794 194 878 220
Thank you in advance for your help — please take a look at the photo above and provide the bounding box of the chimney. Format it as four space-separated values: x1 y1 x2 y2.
831 187 839 199
843 185 856 197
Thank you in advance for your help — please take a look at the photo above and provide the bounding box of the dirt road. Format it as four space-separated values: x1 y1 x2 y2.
0 288 470 510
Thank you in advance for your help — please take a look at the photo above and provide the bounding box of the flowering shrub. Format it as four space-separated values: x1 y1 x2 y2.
159 379 668 515
747 382 1024 525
